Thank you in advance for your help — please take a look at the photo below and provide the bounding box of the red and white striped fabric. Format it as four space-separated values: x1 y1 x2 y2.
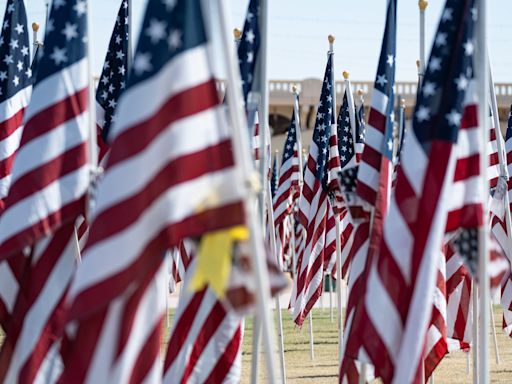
424 245 473 379
273 113 300 266
423 249 448 380
0 254 29 330
64 2 246 381
445 247 472 349
324 208 353 279
339 221 373 383
0 0 33 202
289 218 306 310
501 273 512 337
164 258 243 384
0 225 79 383
168 239 193 292
61 257 166 383
351 4 482 382
0 1 90 382
487 113 500 189
0 40 89 256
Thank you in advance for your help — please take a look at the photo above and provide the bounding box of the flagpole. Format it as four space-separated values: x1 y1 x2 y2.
85 1 97 171
488 59 507 368
216 1 277 383
31 23 39 62
476 0 490 382
418 1 427 84
490 300 500 364
292 85 303 181
329 274 334 322
398 98 405 160
416 60 422 91
472 282 479 384
344 71 357 146
128 0 133 67
266 181 287 384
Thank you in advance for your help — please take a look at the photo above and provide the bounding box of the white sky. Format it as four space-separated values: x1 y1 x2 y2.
7 1 512 82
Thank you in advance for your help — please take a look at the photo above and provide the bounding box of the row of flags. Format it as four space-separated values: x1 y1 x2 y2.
0 0 512 383
270 0 512 384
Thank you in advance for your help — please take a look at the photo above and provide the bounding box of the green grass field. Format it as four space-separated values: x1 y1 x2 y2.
238 307 512 383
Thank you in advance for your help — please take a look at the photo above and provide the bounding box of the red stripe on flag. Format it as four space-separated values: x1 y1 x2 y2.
87 140 236 246
0 109 25 141
107 80 219 167
20 89 88 147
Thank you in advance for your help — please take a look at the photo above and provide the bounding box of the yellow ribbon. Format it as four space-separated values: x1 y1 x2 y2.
189 226 249 298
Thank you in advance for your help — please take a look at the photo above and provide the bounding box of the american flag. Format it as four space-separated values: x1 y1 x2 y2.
164 244 243 384
0 0 90 255
270 153 278 198
95 0 129 159
292 52 341 326
62 0 245 381
503 104 512 336
324 91 360 279
356 0 396 207
237 0 260 104
273 111 300 264
338 90 357 170
0 0 89 382
507 104 512 214
355 96 366 162
0 0 33 202
352 2 482 382
341 3 397 377
0 0 34 331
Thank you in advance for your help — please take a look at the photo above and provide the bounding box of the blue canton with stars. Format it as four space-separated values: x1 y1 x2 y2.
396 98 407 160
506 104 512 141
0 0 32 102
312 54 334 191
271 154 278 198
36 0 87 82
337 91 355 169
96 1 129 142
374 0 397 162
355 101 366 145
129 0 206 88
281 110 297 166
413 0 476 147
238 0 260 104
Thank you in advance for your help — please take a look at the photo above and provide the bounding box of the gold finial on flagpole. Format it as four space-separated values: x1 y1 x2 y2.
401 99 406 108
233 28 242 40
292 84 298 93
32 22 40 32
342 71 349 80
418 0 428 11
328 35 335 44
